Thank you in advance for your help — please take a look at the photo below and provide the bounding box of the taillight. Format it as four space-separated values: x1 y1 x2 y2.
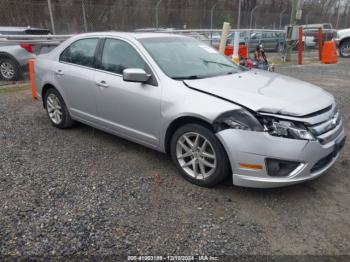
20 43 34 53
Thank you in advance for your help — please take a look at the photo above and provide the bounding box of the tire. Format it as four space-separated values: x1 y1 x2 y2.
44 88 74 129
339 40 350 58
0 57 22 81
170 123 231 187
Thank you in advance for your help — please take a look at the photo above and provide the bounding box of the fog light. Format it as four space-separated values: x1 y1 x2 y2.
266 158 300 177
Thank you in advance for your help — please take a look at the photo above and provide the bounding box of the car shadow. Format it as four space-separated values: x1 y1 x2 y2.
70 121 332 198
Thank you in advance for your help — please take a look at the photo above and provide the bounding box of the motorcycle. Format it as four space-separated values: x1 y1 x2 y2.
239 44 275 72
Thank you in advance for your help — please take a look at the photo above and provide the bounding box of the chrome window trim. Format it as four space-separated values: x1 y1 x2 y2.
58 35 160 84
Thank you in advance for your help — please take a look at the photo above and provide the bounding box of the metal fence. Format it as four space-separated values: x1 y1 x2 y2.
0 0 349 34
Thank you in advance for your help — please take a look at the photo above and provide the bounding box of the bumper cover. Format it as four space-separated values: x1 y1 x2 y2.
216 129 346 188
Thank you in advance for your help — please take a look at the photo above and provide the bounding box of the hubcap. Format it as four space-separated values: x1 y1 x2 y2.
341 43 350 57
0 62 15 79
46 94 63 124
176 132 217 180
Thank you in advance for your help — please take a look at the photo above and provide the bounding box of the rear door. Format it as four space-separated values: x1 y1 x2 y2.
93 38 161 147
54 38 100 122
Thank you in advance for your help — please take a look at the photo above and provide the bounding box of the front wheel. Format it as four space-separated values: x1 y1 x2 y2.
339 41 350 57
170 124 231 187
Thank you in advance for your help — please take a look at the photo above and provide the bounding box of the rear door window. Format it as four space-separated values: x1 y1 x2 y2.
60 38 99 68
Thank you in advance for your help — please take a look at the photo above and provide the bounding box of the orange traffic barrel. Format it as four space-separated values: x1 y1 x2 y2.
225 44 248 58
28 59 38 99
238 44 248 59
225 45 233 56
321 40 337 64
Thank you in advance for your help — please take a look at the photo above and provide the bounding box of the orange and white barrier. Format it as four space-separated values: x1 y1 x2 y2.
28 59 37 100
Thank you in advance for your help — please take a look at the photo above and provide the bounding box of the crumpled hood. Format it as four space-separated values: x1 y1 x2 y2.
184 70 334 117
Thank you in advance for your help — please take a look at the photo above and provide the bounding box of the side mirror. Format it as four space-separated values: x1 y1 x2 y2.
123 68 151 83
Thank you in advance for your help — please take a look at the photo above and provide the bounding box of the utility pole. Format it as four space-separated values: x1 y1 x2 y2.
286 0 298 61
47 0 56 34
237 0 242 29
336 0 341 29
82 0 88 32
155 0 163 29
210 1 219 46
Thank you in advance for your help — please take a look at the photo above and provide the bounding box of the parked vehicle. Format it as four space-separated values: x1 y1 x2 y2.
35 32 345 188
334 28 350 58
289 35 316 51
301 35 316 48
227 31 285 52
0 26 50 81
302 23 336 43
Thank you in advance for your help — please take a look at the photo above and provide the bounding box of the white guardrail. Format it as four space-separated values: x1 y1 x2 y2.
0 34 72 45
0 29 285 46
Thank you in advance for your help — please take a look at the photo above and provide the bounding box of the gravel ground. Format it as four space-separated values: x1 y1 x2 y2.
0 59 349 259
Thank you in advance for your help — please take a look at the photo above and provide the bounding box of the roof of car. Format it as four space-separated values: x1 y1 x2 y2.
76 31 184 40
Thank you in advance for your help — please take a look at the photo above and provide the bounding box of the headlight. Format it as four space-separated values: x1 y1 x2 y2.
214 109 264 132
214 109 315 141
262 118 315 140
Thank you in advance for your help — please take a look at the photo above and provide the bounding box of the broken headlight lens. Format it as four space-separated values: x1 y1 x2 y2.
263 118 315 140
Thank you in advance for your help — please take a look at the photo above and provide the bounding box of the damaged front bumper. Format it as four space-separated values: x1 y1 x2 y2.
216 128 346 188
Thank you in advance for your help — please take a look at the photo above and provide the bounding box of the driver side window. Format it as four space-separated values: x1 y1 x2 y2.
99 39 146 74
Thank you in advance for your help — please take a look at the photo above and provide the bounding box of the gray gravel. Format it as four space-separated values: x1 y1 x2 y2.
0 59 349 258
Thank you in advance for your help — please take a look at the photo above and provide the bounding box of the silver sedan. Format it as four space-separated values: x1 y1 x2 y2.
34 32 346 188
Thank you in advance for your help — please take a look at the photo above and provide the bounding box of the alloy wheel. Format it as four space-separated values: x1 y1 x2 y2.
340 43 350 57
0 62 15 80
176 132 217 180
46 93 63 125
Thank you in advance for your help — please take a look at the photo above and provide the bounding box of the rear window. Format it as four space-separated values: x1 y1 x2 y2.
60 38 99 67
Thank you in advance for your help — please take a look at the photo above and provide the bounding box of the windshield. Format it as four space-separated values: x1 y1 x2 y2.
139 37 241 80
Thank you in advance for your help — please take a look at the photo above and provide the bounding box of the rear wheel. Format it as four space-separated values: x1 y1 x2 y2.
339 40 350 58
0 57 22 81
170 123 230 187
44 88 74 129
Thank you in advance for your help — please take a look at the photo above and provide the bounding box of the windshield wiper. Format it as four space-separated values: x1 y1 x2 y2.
201 59 235 68
172 75 202 80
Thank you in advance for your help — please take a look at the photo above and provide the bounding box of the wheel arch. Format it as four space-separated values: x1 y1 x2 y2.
41 83 57 108
164 115 214 154
0 51 18 62
339 37 350 47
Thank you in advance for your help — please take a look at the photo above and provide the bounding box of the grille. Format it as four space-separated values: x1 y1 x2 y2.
308 107 343 145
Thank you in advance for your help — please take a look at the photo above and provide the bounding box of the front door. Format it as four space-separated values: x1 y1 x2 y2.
94 38 161 147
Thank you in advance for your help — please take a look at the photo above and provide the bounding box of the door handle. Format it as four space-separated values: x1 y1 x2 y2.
96 80 109 88
55 70 64 76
